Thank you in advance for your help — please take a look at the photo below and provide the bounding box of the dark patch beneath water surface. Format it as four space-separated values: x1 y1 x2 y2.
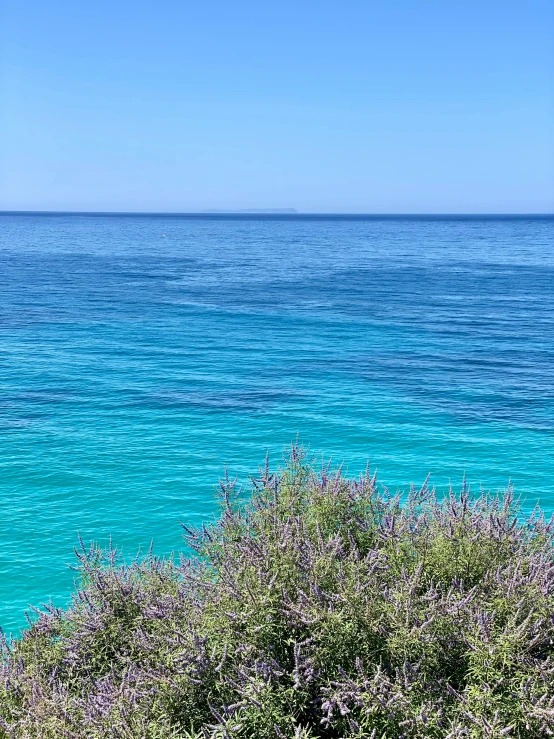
0 213 553 633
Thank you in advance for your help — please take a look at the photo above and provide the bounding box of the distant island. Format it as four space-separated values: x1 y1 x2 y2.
201 208 298 214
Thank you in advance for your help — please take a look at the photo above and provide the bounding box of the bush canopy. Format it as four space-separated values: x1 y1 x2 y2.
1 444 554 738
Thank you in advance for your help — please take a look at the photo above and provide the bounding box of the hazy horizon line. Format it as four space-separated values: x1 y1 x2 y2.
1 210 553 218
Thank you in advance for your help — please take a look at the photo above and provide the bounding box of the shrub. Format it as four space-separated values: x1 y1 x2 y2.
1 443 554 738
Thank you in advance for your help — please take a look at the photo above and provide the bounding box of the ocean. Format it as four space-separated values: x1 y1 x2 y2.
0 213 553 634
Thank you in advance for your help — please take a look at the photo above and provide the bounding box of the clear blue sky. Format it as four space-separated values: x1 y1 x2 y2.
1 0 553 213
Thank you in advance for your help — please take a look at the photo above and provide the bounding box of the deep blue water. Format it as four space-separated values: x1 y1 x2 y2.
1 213 553 634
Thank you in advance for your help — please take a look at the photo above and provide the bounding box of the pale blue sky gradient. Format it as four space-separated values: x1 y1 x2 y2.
1 0 553 213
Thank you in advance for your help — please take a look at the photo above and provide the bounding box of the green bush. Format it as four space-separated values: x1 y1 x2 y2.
1 444 553 738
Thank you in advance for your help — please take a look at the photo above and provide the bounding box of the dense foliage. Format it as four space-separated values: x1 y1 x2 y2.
1 444 554 738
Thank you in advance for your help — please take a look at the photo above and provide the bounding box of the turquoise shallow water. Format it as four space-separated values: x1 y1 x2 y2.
1 213 553 634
